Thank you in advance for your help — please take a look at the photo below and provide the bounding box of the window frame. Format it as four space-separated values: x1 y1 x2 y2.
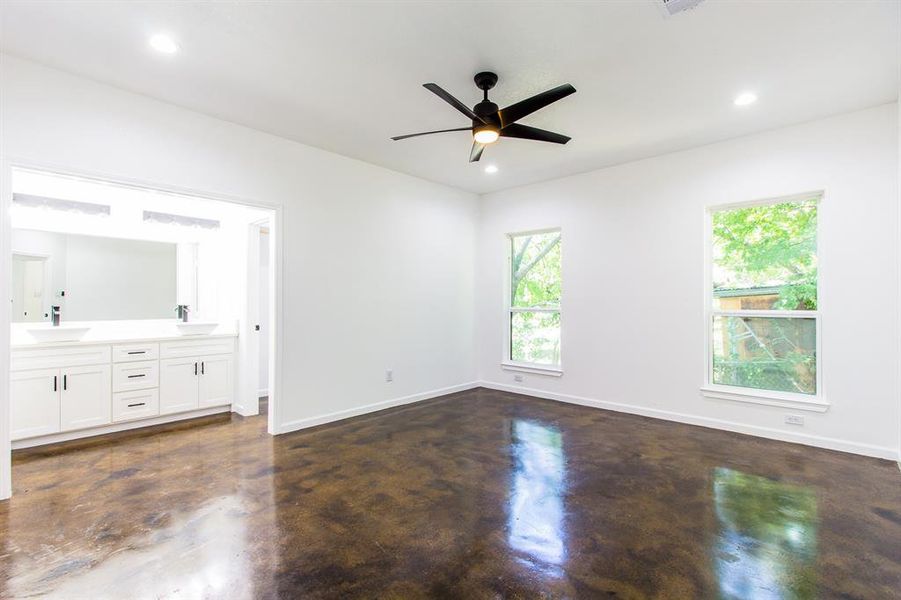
701 192 828 412
502 227 564 377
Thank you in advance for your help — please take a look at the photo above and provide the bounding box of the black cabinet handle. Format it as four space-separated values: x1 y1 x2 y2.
126 350 146 355
63 375 67 391
127 374 146 379
201 361 205 375
127 402 146 408
194 362 198 376
53 375 57 392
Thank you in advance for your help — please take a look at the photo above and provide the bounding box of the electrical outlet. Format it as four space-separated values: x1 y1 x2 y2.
513 374 524 383
385 369 393 383
785 414 804 426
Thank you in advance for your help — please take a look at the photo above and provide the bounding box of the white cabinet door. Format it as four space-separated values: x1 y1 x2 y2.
198 354 233 408
159 357 199 415
60 364 112 432
11 368 60 440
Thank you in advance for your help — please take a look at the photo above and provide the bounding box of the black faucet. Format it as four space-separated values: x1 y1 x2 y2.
175 304 190 323
51 305 61 327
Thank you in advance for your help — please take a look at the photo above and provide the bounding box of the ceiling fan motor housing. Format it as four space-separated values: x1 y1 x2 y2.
473 101 500 131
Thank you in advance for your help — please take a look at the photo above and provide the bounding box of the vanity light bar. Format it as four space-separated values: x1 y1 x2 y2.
143 210 220 230
12 193 111 216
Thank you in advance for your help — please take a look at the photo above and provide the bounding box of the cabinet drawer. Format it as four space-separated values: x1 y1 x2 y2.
112 343 159 363
160 338 234 359
112 389 160 423
12 345 111 371
112 360 159 392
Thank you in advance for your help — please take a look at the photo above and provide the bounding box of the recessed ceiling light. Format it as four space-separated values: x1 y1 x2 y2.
734 91 757 107
484 165 498 174
149 34 178 55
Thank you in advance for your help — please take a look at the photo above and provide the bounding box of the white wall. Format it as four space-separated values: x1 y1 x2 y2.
0 55 478 497
476 104 900 460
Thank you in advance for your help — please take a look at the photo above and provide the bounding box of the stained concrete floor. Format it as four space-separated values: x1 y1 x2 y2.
1 387 899 598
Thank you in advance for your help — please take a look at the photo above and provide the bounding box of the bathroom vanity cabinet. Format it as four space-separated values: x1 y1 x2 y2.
10 335 236 447
158 337 235 415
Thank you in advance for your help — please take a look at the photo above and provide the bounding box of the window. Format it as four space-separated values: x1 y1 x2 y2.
506 229 562 371
705 195 822 405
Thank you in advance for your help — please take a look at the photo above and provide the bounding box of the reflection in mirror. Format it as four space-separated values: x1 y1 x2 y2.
11 229 181 322
712 467 818 599
508 420 566 574
11 253 49 322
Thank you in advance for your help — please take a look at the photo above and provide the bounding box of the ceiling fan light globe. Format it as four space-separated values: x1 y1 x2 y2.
473 129 499 144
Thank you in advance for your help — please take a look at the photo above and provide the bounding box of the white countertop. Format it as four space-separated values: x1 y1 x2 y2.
11 319 238 349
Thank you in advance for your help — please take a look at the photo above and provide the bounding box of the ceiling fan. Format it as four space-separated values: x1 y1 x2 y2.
391 72 576 162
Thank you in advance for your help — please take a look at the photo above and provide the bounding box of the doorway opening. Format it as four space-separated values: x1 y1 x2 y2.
1 165 281 498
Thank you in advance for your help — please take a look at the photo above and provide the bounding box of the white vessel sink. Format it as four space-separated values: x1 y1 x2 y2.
176 322 218 336
27 325 91 342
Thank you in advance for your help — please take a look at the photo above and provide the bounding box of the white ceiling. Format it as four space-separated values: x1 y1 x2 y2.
1 1 898 194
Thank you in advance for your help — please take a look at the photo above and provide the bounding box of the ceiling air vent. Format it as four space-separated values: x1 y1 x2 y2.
658 0 705 17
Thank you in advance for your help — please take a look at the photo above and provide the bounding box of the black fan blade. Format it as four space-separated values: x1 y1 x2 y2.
423 83 486 123
500 123 571 144
391 127 472 141
497 84 576 128
469 141 485 162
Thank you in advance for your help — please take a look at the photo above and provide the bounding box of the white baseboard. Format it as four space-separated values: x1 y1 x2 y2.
233 391 267 417
276 381 480 434
232 403 259 417
12 406 232 450
479 381 900 461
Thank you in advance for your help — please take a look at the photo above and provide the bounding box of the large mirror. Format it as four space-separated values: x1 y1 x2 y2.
11 229 180 322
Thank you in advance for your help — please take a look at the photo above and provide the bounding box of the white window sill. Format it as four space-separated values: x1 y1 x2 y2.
700 386 829 413
501 361 563 377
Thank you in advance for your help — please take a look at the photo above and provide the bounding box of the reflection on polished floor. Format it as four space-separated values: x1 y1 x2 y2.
1 387 899 598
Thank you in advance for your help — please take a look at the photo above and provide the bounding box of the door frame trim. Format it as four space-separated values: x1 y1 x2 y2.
0 157 285 500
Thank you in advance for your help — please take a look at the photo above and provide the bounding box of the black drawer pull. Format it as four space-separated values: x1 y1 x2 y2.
127 402 146 408
126 351 146 355
127 374 146 379
63 375 67 391
53 375 57 392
